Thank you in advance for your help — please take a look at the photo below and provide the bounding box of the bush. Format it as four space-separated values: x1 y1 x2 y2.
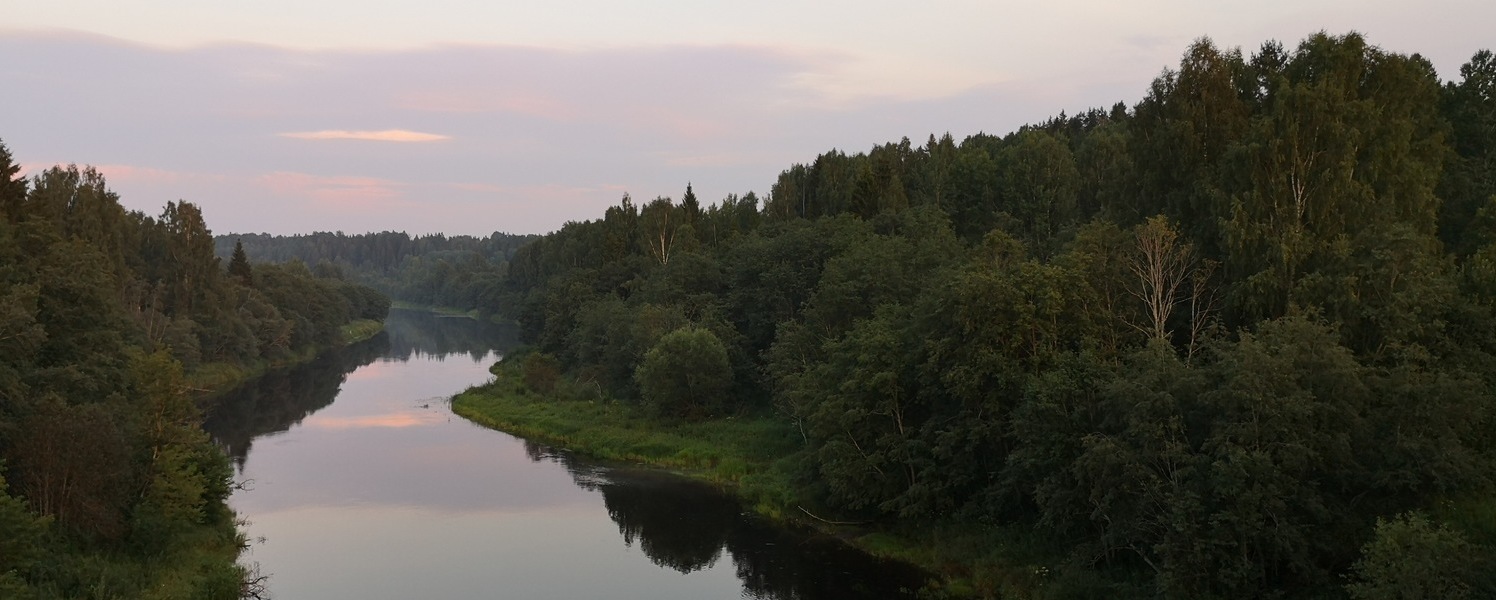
634 326 731 419
521 352 561 394
1346 512 1482 600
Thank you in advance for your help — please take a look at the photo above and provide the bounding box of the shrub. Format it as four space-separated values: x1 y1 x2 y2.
634 326 731 419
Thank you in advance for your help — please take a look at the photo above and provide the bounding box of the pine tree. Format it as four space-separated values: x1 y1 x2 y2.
228 240 253 286
0 140 30 227
0 140 26 224
681 183 701 226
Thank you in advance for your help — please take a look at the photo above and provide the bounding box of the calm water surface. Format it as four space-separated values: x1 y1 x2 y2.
204 309 928 599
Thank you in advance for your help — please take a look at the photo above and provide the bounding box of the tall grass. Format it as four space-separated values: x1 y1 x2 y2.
452 372 802 516
339 318 386 344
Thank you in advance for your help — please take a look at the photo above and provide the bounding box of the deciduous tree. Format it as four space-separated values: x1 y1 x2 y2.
635 326 731 419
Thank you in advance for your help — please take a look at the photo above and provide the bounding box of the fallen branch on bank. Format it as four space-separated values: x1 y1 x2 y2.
798 505 870 526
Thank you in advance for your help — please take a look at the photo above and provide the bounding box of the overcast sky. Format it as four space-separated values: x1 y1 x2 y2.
2 1 1491 235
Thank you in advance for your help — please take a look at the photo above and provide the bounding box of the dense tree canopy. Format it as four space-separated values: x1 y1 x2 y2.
0 143 389 598
4 28 1492 600
218 229 536 315
494 33 1496 598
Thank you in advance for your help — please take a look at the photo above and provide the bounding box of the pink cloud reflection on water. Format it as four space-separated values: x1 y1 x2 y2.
301 411 446 430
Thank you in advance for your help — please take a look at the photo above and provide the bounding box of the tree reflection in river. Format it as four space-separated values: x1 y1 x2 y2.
204 309 520 468
207 309 929 599
204 334 390 468
524 441 933 599
381 311 520 363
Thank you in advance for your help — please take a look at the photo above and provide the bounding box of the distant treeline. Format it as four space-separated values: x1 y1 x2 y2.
217 230 537 314
0 143 389 598
499 33 1496 598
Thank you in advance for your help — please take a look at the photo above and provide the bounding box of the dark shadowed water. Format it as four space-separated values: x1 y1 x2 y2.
203 309 930 599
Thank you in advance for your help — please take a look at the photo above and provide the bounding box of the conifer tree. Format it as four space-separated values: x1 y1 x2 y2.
0 140 26 224
228 240 253 286
680 183 701 225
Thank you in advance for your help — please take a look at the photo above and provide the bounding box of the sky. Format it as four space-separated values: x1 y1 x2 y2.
2 1 1492 236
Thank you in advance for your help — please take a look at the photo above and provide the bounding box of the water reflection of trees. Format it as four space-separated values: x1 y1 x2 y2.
381 310 521 363
203 310 520 469
203 334 390 468
601 474 739 573
523 441 929 599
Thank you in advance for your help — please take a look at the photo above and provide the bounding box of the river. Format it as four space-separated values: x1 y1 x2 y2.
203 309 930 599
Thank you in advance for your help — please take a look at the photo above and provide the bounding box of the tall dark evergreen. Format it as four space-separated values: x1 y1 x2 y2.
228 239 253 286
680 183 701 225
0 140 25 223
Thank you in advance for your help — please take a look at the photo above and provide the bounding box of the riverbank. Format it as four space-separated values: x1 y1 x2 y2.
451 362 1068 598
187 318 386 395
451 368 802 515
392 300 472 315
184 317 385 596
390 301 520 325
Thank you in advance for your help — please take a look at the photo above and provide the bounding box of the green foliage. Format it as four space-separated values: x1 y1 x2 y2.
0 140 389 598
0 140 28 223
452 31 1496 599
227 239 253 286
1346 513 1484 600
996 128 1080 252
635 327 733 419
1439 50 1496 255
0 470 49 598
521 352 561 394
453 362 798 492
220 230 536 316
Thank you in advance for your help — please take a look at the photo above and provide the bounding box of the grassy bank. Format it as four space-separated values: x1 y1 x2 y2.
390 301 519 325
339 318 386 344
450 362 1091 597
187 318 386 396
451 364 803 516
391 300 478 318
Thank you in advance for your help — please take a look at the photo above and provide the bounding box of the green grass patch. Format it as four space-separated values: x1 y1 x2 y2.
340 318 386 344
186 347 315 397
452 362 802 513
390 301 479 318
453 388 796 486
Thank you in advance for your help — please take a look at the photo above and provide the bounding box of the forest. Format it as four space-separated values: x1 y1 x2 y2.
2 28 1493 600
488 33 1496 598
0 146 389 598
217 230 536 315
